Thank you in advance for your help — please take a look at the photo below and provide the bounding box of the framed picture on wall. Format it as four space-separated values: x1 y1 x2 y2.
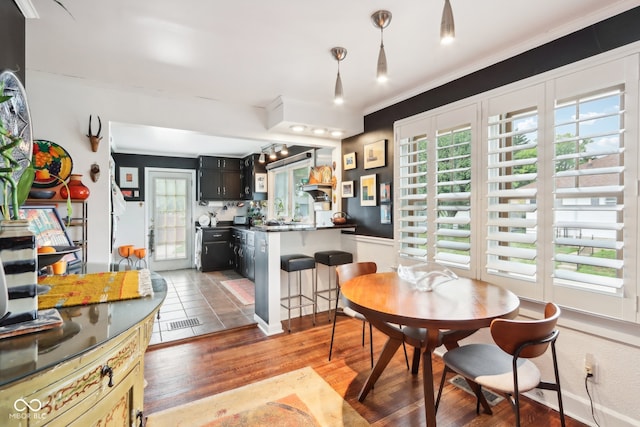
341 181 354 198
380 182 391 203
364 139 386 169
343 152 356 170
380 204 392 224
119 166 139 188
360 174 377 206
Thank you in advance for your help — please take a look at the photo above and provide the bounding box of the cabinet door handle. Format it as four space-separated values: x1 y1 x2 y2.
217 186 221 195
101 365 114 387
205 246 208 255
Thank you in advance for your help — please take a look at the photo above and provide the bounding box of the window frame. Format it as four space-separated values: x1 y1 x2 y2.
393 53 640 324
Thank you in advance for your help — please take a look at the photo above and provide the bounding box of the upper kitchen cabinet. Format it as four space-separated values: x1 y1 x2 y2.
241 154 267 201
198 156 242 201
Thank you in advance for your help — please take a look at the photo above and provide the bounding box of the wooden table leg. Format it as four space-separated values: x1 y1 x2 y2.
357 335 402 402
421 328 441 426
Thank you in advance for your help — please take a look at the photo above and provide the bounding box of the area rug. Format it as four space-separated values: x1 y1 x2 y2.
220 278 255 305
145 367 369 427
37 269 153 309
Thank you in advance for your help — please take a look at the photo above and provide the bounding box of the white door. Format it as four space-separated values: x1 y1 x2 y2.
146 169 195 271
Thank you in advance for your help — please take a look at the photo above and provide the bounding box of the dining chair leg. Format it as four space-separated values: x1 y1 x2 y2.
411 347 421 374
402 341 409 370
435 365 450 412
368 322 374 368
328 289 341 361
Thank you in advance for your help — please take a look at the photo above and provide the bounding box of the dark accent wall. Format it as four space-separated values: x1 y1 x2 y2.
112 153 198 201
343 6 640 239
1 1 26 84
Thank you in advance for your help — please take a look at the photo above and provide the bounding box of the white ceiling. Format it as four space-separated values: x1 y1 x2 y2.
23 0 640 157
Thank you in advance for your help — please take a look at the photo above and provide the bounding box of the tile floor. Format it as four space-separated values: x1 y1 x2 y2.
149 268 256 346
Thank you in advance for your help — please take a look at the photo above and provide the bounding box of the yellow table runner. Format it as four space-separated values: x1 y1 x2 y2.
38 269 153 309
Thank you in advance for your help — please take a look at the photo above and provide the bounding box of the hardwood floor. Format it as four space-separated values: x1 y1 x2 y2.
144 315 586 426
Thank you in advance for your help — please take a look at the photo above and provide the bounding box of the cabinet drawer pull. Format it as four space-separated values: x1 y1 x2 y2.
101 365 114 387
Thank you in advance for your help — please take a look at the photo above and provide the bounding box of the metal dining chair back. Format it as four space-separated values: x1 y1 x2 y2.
436 302 565 427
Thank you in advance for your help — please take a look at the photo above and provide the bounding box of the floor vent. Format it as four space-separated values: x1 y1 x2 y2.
169 318 201 330
449 375 504 406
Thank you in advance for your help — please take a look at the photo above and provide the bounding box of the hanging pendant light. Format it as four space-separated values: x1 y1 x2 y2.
440 0 455 45
331 47 347 104
258 152 265 163
371 10 392 83
269 146 277 160
280 144 288 155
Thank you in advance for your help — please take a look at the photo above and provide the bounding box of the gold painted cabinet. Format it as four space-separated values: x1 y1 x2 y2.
0 274 165 426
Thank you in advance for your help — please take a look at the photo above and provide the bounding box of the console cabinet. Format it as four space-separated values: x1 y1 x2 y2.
0 274 166 426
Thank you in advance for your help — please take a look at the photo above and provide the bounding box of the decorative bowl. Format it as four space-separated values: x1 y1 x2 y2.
28 190 56 199
397 263 458 292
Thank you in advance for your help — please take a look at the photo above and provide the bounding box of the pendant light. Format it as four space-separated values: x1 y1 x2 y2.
258 152 266 163
440 0 455 45
280 144 288 156
331 47 347 105
269 146 277 160
371 10 392 83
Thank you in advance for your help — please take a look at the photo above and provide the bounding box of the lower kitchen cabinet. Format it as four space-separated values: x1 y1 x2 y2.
200 229 232 272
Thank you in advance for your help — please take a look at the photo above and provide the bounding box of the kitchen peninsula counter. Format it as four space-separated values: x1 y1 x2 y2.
253 225 355 335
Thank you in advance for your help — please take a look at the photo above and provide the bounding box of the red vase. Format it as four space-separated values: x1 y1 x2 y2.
60 174 90 200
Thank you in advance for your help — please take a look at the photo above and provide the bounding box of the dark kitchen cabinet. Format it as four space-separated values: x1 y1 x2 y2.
200 229 232 272
231 228 255 281
198 156 242 201
240 154 267 200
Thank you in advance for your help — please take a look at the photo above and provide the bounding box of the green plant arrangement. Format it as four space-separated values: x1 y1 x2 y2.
0 81 34 220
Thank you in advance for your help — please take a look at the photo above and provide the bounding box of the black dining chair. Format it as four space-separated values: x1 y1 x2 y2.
435 302 565 427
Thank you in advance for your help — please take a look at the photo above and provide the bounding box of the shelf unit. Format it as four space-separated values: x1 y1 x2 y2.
25 198 88 272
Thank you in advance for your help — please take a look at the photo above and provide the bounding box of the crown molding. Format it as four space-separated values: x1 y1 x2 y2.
14 0 39 19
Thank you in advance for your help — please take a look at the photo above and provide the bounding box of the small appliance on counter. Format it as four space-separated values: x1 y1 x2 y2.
233 215 249 226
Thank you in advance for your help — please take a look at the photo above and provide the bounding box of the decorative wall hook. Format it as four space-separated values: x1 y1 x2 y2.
90 163 100 182
87 115 102 152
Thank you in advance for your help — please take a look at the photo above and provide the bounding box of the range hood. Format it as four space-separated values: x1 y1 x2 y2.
302 184 331 201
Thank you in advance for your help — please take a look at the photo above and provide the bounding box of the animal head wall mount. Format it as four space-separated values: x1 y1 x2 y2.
87 115 102 152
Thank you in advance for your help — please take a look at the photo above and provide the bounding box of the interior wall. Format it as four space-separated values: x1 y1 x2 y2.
0 1 25 83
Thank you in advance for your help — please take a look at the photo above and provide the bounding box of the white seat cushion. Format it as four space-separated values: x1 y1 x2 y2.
443 343 541 394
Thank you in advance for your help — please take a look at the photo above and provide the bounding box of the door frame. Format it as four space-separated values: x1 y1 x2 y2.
144 167 197 271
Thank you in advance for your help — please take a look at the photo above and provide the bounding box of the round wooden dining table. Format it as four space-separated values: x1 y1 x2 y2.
340 272 520 426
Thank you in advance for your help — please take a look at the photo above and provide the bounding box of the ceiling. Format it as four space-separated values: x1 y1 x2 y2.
22 0 640 157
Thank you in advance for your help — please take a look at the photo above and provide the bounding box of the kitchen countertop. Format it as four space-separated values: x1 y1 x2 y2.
251 223 356 232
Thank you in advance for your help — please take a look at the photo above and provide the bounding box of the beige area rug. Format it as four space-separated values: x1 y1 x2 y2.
220 278 255 305
145 367 369 427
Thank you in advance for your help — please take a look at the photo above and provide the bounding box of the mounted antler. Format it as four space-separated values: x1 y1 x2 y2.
87 115 102 152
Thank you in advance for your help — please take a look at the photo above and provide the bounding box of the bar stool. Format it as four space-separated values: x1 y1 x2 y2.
314 250 353 321
133 248 147 269
280 254 316 332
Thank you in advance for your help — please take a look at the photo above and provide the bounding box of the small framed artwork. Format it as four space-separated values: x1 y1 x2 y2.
255 173 267 192
360 174 377 206
380 204 392 224
343 152 356 170
341 181 354 198
120 189 140 201
380 182 391 203
119 166 139 188
364 139 386 169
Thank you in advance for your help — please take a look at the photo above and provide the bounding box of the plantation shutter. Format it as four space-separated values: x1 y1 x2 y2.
485 108 539 280
397 133 428 260
434 125 472 269
552 88 625 293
